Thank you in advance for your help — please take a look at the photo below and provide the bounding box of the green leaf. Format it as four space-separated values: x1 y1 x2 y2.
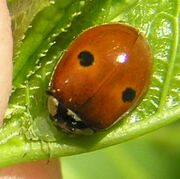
7 0 52 50
62 123 180 179
0 0 179 168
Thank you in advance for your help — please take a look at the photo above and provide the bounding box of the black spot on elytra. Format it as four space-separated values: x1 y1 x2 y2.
78 50 94 66
122 88 136 102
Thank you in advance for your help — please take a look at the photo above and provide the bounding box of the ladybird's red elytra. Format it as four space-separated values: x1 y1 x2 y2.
48 23 152 135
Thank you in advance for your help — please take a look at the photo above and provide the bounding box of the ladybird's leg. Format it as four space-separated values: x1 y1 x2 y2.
46 90 53 96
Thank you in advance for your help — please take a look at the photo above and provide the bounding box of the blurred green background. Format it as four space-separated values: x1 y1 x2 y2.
62 122 180 179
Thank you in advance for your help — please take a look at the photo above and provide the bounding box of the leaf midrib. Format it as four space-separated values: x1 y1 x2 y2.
158 3 180 111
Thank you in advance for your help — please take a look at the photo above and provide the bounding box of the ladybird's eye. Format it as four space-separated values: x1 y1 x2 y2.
78 50 94 66
122 88 136 102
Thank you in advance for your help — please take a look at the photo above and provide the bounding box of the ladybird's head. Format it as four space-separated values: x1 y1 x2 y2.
48 94 95 135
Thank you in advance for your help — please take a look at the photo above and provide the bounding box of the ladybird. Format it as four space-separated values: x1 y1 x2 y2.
48 23 152 135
